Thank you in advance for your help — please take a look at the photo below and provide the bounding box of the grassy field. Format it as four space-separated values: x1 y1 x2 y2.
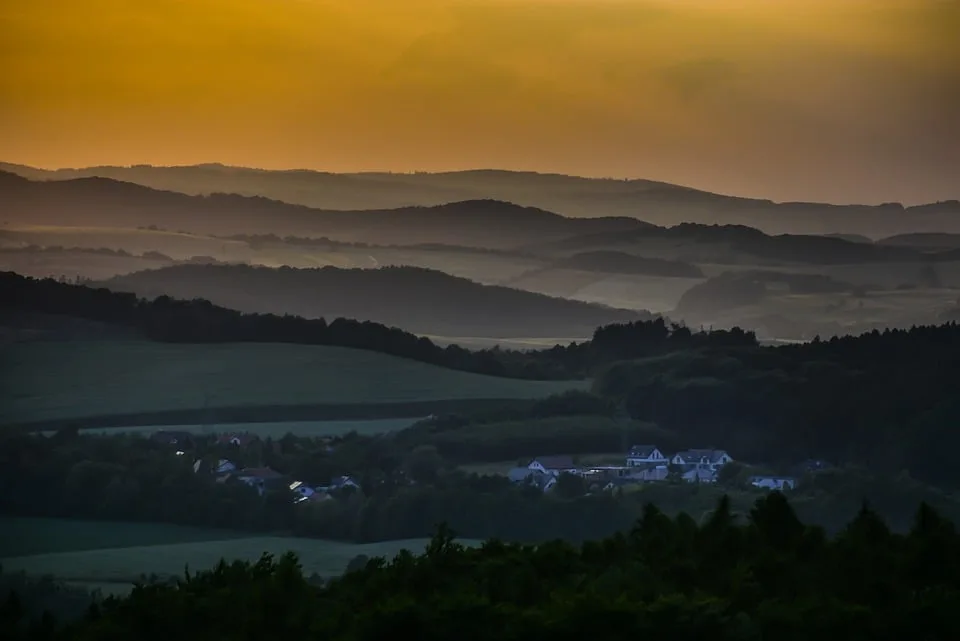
1 340 588 425
0 517 248 558
51 418 422 438
0 517 480 593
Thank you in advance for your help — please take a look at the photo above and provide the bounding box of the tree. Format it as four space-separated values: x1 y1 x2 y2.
404 445 444 484
554 472 586 499
717 462 746 488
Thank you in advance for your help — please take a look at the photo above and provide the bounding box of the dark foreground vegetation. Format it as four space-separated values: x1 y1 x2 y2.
8 495 960 640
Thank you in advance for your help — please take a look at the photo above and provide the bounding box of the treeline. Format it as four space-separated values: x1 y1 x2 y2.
1 271 756 380
12 495 960 640
2 427 956 547
600 322 960 487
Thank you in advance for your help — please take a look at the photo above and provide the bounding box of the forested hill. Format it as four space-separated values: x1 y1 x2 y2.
1 271 755 380
10 496 960 640
97 264 647 339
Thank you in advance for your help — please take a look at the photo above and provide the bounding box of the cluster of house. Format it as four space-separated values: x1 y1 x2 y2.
509 445 801 493
151 429 357 504
199 459 362 502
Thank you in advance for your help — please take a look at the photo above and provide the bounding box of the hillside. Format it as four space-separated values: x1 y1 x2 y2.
548 251 703 278
0 171 648 249
0 340 586 426
528 223 938 266
99 264 647 338
4 162 959 237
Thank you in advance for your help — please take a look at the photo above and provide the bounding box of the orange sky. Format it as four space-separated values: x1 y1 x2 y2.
1 0 958 204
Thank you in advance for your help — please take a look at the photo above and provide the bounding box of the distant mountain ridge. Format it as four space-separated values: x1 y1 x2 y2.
100 263 652 339
3 161 958 237
0 171 648 249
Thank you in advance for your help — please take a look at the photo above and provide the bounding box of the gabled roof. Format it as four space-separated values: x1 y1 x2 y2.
675 449 730 463
508 467 537 483
531 456 575 470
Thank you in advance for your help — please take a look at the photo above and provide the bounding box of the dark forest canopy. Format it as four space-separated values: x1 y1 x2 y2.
8 495 960 640
97 263 650 339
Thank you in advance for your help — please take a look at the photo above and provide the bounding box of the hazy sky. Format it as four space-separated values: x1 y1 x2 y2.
1 0 957 204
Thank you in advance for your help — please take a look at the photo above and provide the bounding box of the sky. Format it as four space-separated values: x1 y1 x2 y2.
1 0 958 204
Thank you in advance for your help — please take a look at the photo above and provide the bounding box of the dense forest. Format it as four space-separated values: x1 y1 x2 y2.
8 495 960 640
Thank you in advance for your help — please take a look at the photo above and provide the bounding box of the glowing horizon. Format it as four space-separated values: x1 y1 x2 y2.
1 0 957 205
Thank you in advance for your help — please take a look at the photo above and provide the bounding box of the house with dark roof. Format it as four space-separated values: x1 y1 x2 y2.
527 456 578 477
317 475 360 492
508 467 557 492
671 449 733 469
626 445 667 467
235 467 287 495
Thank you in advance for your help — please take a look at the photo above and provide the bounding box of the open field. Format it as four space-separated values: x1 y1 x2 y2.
1 340 588 425
0 517 481 594
2 537 476 584
0 517 247 558
47 418 422 439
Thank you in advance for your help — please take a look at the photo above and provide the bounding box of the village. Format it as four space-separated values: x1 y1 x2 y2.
509 445 808 493
151 429 814 503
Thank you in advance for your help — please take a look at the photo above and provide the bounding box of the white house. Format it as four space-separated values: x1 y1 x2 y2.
527 456 578 477
509 467 558 492
750 476 797 491
671 449 733 469
214 459 236 475
626 445 667 467
682 467 718 484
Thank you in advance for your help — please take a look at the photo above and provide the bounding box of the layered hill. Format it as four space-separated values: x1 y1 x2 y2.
0 171 648 249
100 264 649 338
4 162 959 237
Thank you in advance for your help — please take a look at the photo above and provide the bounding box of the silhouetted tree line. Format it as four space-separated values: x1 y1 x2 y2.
11 495 960 640
1 272 755 379
597 322 960 486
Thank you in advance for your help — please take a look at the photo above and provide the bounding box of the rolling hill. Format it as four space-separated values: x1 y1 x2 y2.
0 340 587 426
4 162 959 237
526 223 937 266
99 263 648 338
0 171 649 249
